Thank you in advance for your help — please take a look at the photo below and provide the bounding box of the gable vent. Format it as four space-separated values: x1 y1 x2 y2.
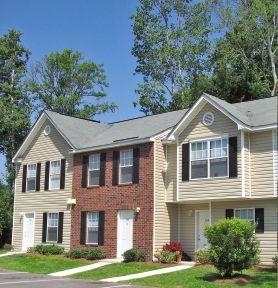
44 125 51 136
202 112 214 126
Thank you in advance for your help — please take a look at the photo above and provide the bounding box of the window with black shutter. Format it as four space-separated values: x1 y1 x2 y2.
99 153 106 187
42 212 47 243
182 144 189 181
44 161 50 190
35 163 41 191
112 151 119 185
132 148 140 184
229 137 237 178
22 165 27 193
80 211 87 245
58 212 64 243
60 159 66 189
81 156 88 188
255 208 264 233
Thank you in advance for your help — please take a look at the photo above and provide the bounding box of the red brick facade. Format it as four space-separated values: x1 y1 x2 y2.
70 142 154 259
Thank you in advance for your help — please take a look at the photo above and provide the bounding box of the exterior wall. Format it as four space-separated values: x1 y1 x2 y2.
13 120 72 250
179 199 277 265
71 142 154 259
178 103 242 200
165 144 177 202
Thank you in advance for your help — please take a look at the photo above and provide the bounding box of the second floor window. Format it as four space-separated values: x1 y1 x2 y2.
26 164 37 191
47 212 58 242
49 160 61 189
87 211 99 244
120 149 133 183
190 138 228 179
88 154 100 186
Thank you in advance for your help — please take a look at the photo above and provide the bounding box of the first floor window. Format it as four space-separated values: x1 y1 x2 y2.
120 149 133 183
50 160 61 189
47 212 58 242
26 164 37 191
88 154 100 186
87 212 99 244
234 208 255 224
190 138 228 179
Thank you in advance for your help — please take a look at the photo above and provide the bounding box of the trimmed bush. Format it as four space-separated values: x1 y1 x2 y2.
3 244 13 251
205 218 260 277
154 249 180 264
65 247 91 259
85 248 105 260
123 248 147 262
195 248 211 264
163 242 183 256
34 244 65 255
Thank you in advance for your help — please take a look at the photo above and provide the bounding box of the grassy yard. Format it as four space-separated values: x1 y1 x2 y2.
0 253 93 274
0 249 7 254
126 265 277 288
72 262 166 281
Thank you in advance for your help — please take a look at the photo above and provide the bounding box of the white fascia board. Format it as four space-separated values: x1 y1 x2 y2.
241 124 278 132
150 128 173 141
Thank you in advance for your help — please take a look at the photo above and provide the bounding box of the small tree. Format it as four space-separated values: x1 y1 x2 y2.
205 218 260 277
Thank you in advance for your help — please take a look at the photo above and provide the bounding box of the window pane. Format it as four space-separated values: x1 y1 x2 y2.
210 158 228 177
235 209 240 218
191 160 207 179
47 227 58 242
247 209 254 220
120 166 133 183
47 213 58 242
27 178 36 191
87 212 99 244
50 161 60 189
50 175 60 189
120 150 133 167
191 141 207 160
89 170 100 186
241 209 247 219
87 228 98 243
89 154 100 170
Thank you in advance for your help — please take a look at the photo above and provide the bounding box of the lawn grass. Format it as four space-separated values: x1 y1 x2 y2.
72 262 165 281
0 249 7 254
126 265 277 288
0 253 93 274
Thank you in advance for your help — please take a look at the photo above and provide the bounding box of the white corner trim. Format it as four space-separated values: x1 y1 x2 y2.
178 204 180 242
164 145 168 203
176 136 179 201
241 131 245 197
248 133 252 197
11 163 18 246
272 129 277 196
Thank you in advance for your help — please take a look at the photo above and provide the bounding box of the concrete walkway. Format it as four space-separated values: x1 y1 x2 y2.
49 259 121 277
100 262 195 283
0 251 25 258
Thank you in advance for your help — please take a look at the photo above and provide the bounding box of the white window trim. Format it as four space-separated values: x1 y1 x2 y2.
88 154 100 187
46 212 58 243
119 149 133 184
26 163 37 192
233 207 255 223
86 211 99 245
189 137 229 180
49 160 61 190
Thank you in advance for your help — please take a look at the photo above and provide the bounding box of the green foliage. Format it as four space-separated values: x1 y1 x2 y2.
27 49 117 119
195 248 211 264
33 244 65 255
205 218 260 277
85 248 105 260
65 247 91 259
3 244 13 251
122 248 147 262
154 249 180 264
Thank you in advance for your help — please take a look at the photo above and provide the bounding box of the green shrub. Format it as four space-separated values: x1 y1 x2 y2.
123 248 147 262
3 244 13 251
65 247 91 259
272 255 278 266
195 248 211 264
85 248 105 260
27 246 36 254
34 244 65 255
154 249 180 264
205 218 260 277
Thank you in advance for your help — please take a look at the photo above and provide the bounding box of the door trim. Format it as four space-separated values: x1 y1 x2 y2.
195 209 210 252
22 212 35 252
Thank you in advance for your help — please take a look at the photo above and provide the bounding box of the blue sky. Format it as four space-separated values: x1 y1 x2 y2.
0 0 143 178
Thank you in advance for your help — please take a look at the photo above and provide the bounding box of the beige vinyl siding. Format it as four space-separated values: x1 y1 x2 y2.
250 131 275 197
154 138 178 251
244 133 251 197
13 120 72 251
166 144 177 202
179 200 276 265
178 103 242 200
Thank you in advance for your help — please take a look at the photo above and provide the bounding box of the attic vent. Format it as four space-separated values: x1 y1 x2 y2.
202 112 214 126
44 125 51 136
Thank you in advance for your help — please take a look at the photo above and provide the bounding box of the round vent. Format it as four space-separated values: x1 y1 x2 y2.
202 112 214 126
44 125 51 136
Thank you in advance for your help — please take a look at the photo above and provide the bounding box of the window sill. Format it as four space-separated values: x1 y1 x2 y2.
85 243 99 247
188 176 229 181
118 182 134 186
87 185 100 188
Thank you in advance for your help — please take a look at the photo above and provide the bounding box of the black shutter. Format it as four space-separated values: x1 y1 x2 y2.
82 156 88 188
226 209 234 218
42 212 47 243
60 159 66 189
99 153 106 186
112 151 119 186
44 161 50 191
255 208 264 233
58 212 64 243
182 143 189 181
36 163 41 191
80 211 87 245
22 165 27 192
133 148 140 184
98 211 105 245
229 137 237 178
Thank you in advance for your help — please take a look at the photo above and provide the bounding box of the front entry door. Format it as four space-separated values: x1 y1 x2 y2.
117 210 134 258
196 210 210 249
22 213 35 251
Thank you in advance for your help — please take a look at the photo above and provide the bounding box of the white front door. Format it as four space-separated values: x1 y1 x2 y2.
196 210 210 249
117 210 134 258
22 213 35 252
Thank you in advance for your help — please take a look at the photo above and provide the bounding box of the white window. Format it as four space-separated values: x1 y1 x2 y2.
234 208 255 224
190 138 228 179
86 212 99 244
49 160 61 190
26 164 37 191
120 149 133 183
47 212 58 242
88 154 100 186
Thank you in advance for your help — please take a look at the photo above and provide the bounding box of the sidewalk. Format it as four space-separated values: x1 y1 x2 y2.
0 251 25 258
